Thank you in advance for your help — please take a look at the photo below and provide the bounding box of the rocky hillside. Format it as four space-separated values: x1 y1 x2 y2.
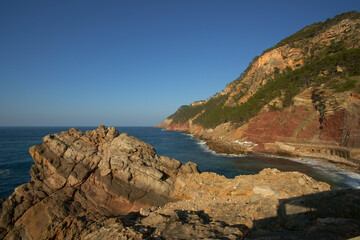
158 11 360 166
2 126 360 239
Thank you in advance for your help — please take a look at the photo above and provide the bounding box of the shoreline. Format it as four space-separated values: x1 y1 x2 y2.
2 126 359 239
161 128 360 175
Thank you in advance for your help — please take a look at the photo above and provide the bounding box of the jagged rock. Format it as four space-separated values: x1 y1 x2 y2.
1 127 359 239
0 126 199 239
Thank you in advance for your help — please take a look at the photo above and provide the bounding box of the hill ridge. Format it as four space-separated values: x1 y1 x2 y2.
158 11 360 171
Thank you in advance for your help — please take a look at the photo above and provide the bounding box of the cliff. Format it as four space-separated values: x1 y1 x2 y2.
2 126 359 239
158 11 360 171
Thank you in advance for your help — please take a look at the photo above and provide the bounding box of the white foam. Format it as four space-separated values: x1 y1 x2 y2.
176 131 360 189
198 141 360 188
180 132 194 138
195 139 246 157
258 153 360 189
234 140 258 147
289 157 360 189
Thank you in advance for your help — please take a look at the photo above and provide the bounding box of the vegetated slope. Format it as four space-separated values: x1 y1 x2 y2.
159 11 360 156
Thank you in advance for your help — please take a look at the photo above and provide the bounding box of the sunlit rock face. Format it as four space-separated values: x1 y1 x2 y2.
0 126 199 239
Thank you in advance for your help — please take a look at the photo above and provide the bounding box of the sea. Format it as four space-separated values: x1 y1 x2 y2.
1 126 360 199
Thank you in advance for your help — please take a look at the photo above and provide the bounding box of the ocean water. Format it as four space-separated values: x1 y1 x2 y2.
1 126 360 199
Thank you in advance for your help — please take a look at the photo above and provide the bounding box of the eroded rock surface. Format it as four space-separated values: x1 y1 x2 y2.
0 126 359 239
0 126 198 239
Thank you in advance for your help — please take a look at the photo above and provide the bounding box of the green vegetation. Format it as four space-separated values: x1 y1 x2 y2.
169 94 229 125
268 102 281 111
168 11 360 129
170 48 360 128
168 104 204 124
229 11 359 91
327 75 360 93
263 11 360 54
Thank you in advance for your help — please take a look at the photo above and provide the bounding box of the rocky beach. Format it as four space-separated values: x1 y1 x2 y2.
0 126 359 239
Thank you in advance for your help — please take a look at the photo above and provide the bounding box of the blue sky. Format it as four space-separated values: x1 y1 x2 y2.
0 1 359 126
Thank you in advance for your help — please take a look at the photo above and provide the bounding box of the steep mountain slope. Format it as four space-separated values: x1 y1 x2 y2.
158 11 360 168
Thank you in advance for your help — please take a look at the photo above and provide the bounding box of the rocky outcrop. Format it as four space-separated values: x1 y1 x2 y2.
2 126 358 239
156 118 172 129
0 126 198 239
225 45 305 106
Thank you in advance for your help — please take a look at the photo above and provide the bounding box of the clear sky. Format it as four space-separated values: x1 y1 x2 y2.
0 0 359 126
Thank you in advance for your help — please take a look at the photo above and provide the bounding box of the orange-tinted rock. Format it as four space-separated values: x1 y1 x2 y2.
241 106 320 147
319 110 345 144
341 102 360 148
0 126 200 239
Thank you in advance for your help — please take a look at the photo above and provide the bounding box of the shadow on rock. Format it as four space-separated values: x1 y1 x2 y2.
247 189 360 239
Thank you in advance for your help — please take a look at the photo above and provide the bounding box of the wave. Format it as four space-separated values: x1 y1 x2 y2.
197 142 360 189
289 157 360 189
175 130 360 189
259 153 360 189
180 132 245 157
180 132 194 138
195 139 246 158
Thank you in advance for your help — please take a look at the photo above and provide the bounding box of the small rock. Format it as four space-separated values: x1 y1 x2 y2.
298 178 306 185
253 186 280 197
140 208 151 217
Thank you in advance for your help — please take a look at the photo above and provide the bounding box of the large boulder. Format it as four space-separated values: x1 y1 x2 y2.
0 126 199 239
